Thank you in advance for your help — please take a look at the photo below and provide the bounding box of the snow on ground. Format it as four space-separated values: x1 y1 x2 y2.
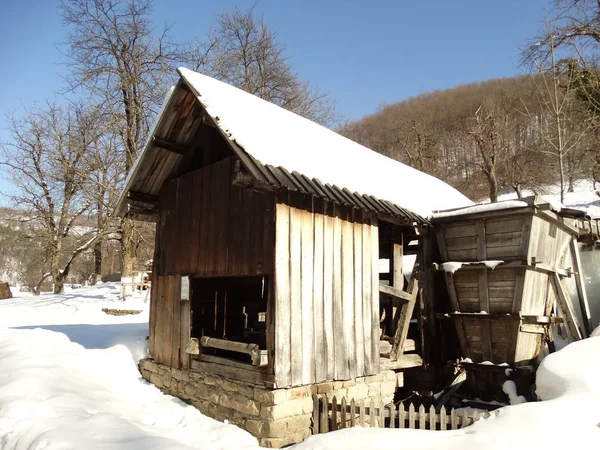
1 283 599 449
0 283 259 450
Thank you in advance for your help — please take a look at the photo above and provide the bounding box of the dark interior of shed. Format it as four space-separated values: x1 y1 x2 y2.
190 275 268 364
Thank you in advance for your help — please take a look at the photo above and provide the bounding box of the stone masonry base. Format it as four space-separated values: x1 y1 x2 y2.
139 359 397 447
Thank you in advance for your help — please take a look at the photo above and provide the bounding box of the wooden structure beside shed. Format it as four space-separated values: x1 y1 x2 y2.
430 196 594 400
116 68 472 447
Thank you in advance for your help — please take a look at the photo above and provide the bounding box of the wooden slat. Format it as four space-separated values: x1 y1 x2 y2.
180 299 191 369
342 208 356 378
485 217 524 234
362 210 374 375
301 199 315 384
551 272 583 340
321 394 329 433
313 200 326 382
332 205 348 380
323 202 336 380
570 237 593 336
274 201 291 388
198 164 212 276
353 212 365 377
290 200 304 385
370 214 380 373
171 277 182 368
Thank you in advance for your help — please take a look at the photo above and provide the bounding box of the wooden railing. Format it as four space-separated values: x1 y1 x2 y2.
311 394 491 434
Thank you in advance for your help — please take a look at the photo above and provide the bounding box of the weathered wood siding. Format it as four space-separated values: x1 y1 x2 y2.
436 207 585 367
274 193 380 388
156 157 275 278
149 157 275 367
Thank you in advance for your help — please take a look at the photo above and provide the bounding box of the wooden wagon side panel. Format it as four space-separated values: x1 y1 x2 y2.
274 196 379 388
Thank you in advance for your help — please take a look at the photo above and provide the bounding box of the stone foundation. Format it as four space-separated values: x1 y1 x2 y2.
139 359 397 447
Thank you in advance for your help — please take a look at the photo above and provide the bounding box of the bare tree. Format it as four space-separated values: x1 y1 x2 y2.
522 34 591 203
0 103 106 293
195 6 340 126
60 0 180 277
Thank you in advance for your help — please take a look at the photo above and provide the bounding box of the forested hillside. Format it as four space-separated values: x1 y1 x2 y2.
341 74 597 202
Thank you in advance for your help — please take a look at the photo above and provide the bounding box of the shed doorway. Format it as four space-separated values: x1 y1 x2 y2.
190 276 268 364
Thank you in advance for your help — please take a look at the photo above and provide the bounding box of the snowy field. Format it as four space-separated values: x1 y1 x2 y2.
0 283 599 449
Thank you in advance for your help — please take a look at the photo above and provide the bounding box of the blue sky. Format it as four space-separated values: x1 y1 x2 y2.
0 0 550 196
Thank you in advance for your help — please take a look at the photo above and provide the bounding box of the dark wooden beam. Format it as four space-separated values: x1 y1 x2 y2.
127 190 159 205
152 136 188 155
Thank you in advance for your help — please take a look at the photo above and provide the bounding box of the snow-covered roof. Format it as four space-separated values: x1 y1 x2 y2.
177 68 473 218
116 68 473 220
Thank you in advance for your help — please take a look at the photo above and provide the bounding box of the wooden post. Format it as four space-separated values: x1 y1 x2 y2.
312 395 319 435
390 254 421 361
321 394 329 433
552 273 583 340
440 406 448 430
408 403 416 429
359 399 366 427
570 238 593 337
340 397 347 429
419 405 426 430
331 396 338 431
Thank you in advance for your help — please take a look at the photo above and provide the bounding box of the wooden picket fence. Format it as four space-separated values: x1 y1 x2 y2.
311 394 490 434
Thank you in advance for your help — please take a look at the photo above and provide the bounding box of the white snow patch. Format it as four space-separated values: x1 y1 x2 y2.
502 380 527 405
442 260 504 273
433 200 528 219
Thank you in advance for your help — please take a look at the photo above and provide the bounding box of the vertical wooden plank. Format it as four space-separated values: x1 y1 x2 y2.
188 170 201 274
312 395 319 435
313 199 326 382
290 200 304 385
149 218 161 359
340 397 347 429
266 275 276 378
419 405 426 430
301 198 315 384
333 204 348 380
451 408 458 430
570 237 593 336
321 394 329 433
341 208 356 378
370 214 380 373
350 398 357 427
399 402 406 428
408 403 416 429
226 185 243 276
389 403 396 428
359 399 366 427
353 212 365 377
461 409 469 428
392 238 404 289
171 276 182 368
362 210 374 375
197 165 212 276
239 191 254 276
153 276 165 363
274 201 291 388
331 396 338 431
440 406 448 430
552 272 583 340
323 202 335 380
369 399 375 428
180 299 191 369
378 400 385 428
429 405 437 431
163 276 174 366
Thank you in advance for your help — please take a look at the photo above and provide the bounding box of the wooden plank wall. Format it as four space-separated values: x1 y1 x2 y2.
156 157 275 278
150 157 275 368
274 193 379 388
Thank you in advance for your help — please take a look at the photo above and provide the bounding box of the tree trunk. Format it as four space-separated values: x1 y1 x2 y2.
90 240 103 285
514 184 523 199
120 217 137 278
487 168 499 203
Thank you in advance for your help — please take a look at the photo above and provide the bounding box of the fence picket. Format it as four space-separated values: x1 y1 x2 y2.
359 399 365 427
399 402 406 429
312 395 319 434
440 406 448 430
331 396 338 431
321 394 329 433
450 408 458 430
429 405 437 430
461 409 469 428
310 394 492 436
408 403 416 429
419 405 426 430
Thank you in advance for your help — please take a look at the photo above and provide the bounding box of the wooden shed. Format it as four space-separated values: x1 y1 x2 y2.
116 68 472 446
430 197 594 401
